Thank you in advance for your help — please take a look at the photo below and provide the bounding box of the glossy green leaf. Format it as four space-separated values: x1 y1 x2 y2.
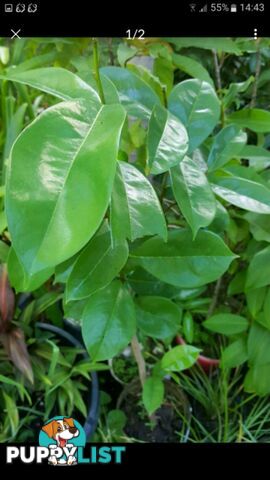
161 345 200 372
0 240 9 262
63 298 88 324
244 364 270 396
166 38 242 55
240 145 270 171
246 245 270 290
6 101 126 276
66 231 128 300
153 56 174 96
7 247 53 293
117 43 138 66
101 66 160 119
256 311 270 331
183 311 194 343
262 289 270 329
0 47 9 65
136 296 181 339
142 376 164 415
110 161 167 244
172 53 214 86
147 104 188 174
211 174 270 214
3 103 27 162
1 67 100 105
246 287 266 317
208 201 230 234
168 79 220 152
82 280 136 361
203 313 248 335
54 253 80 285
207 125 247 172
171 156 216 238
248 322 270 365
131 229 236 288
127 64 164 104
245 212 270 243
223 77 254 109
221 338 248 368
127 268 179 298
228 109 270 133
228 270 247 296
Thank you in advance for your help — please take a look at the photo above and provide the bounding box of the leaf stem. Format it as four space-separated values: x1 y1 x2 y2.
131 334 146 388
92 38 106 104
207 276 223 318
250 40 261 108
212 49 222 92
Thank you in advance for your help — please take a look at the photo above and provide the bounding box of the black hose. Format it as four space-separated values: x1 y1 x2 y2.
36 322 99 440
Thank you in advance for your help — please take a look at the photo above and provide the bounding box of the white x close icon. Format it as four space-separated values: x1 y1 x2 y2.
11 29 21 39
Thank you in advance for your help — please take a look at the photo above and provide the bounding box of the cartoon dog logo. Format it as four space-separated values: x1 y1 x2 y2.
42 418 79 465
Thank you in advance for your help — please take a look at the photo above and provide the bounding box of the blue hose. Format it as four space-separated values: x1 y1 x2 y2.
35 322 100 440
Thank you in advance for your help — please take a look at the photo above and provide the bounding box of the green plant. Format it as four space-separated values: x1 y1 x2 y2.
2 36 270 428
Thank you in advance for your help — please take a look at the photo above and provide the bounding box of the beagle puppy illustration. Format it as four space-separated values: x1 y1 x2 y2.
42 418 79 465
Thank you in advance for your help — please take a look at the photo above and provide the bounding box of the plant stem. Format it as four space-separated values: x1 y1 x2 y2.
92 38 106 104
162 86 168 108
207 276 223 318
107 38 115 65
250 41 261 108
131 334 146 388
212 49 222 92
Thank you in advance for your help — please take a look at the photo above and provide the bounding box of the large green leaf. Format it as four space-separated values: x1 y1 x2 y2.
101 66 160 119
244 364 270 396
0 67 100 105
110 161 167 244
127 268 179 298
6 100 126 276
172 53 214 86
131 229 236 288
211 173 270 214
165 38 242 55
246 245 270 290
223 77 254 109
127 64 164 104
246 287 266 318
248 321 270 365
136 296 181 339
228 109 270 133
82 280 136 361
207 125 247 172
203 313 248 335
221 338 248 368
171 156 216 238
7 247 53 293
147 104 188 174
245 212 270 243
66 231 128 300
168 79 220 152
239 145 270 172
161 345 200 372
142 376 164 415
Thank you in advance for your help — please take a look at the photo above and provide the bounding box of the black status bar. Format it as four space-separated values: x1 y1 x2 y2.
0 1 268 37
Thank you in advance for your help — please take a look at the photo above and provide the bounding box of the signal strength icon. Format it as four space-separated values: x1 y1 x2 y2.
199 4 207 12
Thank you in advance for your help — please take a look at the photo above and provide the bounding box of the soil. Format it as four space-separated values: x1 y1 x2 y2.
117 378 190 442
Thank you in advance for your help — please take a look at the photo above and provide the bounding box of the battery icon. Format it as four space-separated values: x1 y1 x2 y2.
231 4 237 12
